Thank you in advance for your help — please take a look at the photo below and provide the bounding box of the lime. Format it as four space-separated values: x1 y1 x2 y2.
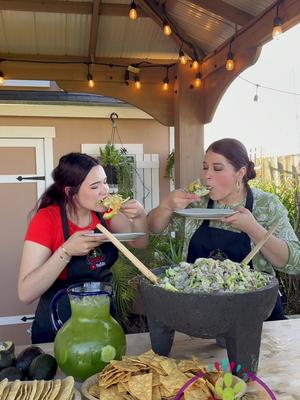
101 345 116 363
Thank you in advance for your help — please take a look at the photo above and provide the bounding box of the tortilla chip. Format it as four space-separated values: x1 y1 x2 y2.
39 380 51 400
184 385 211 400
99 386 124 400
33 380 45 400
0 379 8 397
1 384 10 400
6 379 21 400
160 369 188 394
128 373 153 400
48 380 61 400
152 385 161 400
88 384 101 398
54 376 74 400
14 383 25 400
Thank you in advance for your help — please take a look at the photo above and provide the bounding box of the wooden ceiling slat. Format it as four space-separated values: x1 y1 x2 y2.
188 0 254 27
0 0 147 17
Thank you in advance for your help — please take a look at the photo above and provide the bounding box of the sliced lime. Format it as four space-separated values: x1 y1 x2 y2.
101 345 116 363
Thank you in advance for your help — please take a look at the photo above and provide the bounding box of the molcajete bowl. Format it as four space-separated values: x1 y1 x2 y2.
139 267 278 376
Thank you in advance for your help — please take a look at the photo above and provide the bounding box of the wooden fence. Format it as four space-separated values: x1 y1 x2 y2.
252 154 300 183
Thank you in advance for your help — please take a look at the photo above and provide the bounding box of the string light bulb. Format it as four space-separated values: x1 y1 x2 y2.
163 77 169 91
253 84 259 102
87 73 94 88
0 71 4 85
179 48 187 65
194 72 202 88
135 74 141 89
225 42 234 71
272 16 283 39
163 20 172 36
129 1 137 20
192 60 199 70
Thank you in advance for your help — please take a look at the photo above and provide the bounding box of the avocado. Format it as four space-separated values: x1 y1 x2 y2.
0 341 15 370
28 353 57 380
15 345 44 376
0 366 23 381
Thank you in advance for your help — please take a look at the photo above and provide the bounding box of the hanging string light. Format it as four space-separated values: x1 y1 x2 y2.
192 60 199 70
87 64 95 87
134 74 141 89
179 47 187 65
194 71 202 88
162 67 169 91
129 1 137 20
0 71 4 85
253 84 259 101
272 1 283 39
225 42 234 71
163 20 172 36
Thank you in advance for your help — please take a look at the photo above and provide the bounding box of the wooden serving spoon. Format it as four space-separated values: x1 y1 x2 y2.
96 223 159 285
241 220 280 265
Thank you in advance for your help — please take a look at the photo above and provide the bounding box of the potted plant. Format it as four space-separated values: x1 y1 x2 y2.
100 143 122 184
99 143 134 198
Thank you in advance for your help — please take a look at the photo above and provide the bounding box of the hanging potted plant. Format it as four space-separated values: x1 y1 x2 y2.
99 142 123 184
99 143 134 198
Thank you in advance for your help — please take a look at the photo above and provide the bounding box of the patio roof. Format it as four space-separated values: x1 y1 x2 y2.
0 0 300 186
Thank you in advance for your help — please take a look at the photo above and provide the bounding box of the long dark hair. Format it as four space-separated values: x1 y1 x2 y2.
206 138 256 183
35 152 99 215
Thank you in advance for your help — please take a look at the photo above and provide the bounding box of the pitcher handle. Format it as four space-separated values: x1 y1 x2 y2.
50 288 67 333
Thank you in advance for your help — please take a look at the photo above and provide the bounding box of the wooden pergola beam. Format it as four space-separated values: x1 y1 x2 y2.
201 0 300 123
0 0 147 17
88 0 101 63
188 0 254 27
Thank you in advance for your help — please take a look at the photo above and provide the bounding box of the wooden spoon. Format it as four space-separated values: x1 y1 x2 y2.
241 220 280 265
96 223 159 284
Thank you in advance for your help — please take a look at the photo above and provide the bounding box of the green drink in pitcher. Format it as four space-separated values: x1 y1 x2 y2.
51 282 126 381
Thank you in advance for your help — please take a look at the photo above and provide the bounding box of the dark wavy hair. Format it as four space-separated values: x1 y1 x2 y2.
34 152 99 215
206 138 256 183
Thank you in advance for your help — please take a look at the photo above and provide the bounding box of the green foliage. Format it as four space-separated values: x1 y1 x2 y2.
250 177 300 229
251 176 300 314
164 150 175 181
100 143 123 166
99 144 134 199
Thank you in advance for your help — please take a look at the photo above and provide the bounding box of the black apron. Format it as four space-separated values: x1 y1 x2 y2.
187 188 285 321
31 208 118 343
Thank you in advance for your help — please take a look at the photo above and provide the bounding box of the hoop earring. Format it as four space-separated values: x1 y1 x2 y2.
236 180 241 193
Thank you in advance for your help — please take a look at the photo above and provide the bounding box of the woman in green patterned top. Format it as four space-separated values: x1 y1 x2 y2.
148 138 300 320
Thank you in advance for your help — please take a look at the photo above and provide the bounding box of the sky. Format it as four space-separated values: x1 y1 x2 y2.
204 22 300 157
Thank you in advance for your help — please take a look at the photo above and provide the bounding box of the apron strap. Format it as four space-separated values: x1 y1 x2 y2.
59 207 110 241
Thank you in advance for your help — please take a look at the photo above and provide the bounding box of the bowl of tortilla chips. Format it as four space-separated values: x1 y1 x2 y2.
81 350 246 400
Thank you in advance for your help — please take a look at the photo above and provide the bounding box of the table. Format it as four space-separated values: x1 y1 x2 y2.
18 318 299 400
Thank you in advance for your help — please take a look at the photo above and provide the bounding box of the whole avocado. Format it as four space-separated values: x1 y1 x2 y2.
15 345 44 376
28 353 57 380
0 341 15 370
0 366 23 381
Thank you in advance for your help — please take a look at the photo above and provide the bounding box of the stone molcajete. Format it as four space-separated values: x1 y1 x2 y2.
139 267 278 377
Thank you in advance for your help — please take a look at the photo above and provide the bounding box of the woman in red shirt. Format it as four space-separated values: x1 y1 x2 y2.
18 152 148 343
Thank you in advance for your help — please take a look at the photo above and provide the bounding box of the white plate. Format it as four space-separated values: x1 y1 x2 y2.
175 208 238 219
84 232 145 241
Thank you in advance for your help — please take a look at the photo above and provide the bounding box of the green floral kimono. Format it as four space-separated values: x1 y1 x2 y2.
170 187 300 276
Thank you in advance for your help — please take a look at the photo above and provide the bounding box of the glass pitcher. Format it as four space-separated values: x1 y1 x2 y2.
51 282 126 381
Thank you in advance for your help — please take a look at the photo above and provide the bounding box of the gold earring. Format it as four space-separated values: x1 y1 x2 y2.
236 180 241 193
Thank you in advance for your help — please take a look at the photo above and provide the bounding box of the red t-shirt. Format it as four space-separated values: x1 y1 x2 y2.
25 205 110 280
